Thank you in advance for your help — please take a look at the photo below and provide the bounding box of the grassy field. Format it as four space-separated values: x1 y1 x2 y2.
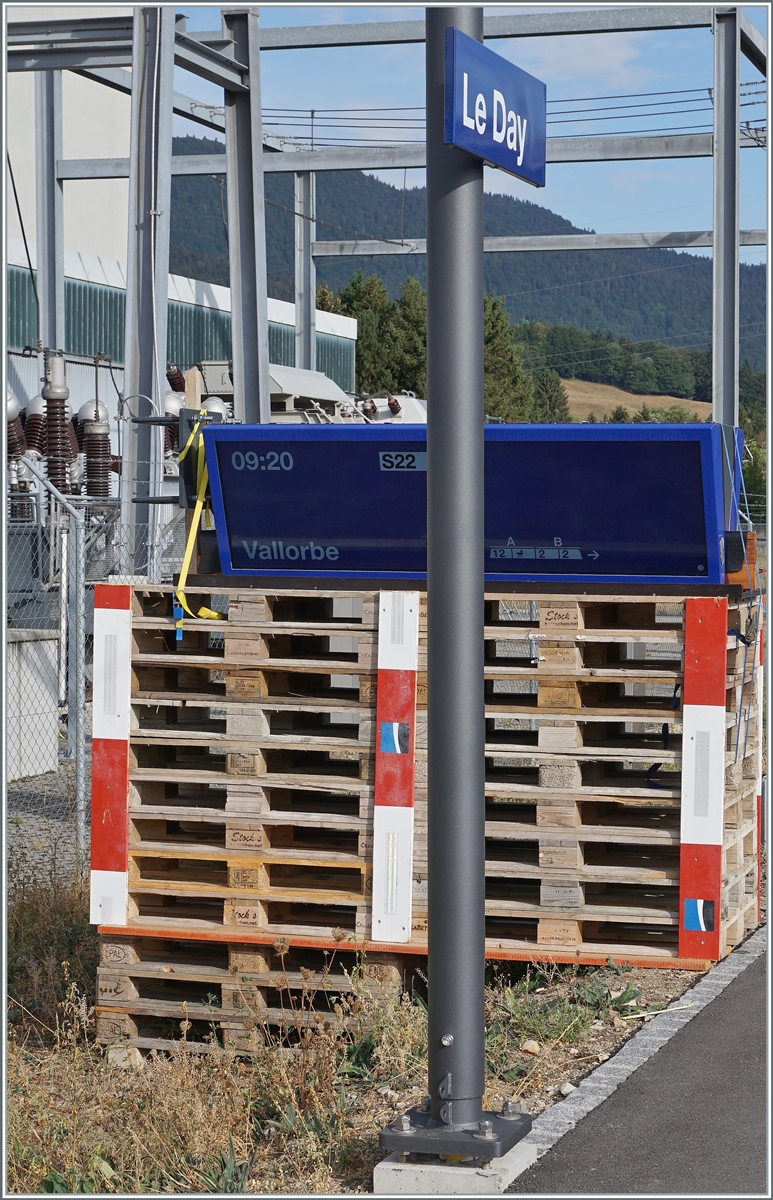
563 379 713 424
7 849 706 1194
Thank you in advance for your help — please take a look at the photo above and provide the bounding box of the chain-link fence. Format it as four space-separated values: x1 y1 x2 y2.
7 473 87 887
6 448 189 889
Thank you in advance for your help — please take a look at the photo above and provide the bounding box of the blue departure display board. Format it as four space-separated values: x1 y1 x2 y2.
203 424 739 585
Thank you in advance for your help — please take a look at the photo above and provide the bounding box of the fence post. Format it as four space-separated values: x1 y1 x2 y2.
74 508 87 876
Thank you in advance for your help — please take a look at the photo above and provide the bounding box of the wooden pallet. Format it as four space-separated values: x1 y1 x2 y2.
95 932 408 1053
105 585 763 966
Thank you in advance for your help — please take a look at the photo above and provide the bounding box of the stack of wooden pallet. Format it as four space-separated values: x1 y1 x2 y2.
92 582 762 1053
466 593 761 961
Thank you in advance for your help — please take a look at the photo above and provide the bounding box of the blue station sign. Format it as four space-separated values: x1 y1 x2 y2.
444 28 546 186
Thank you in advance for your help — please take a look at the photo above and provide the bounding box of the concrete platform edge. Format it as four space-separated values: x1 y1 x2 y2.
518 925 767 1162
371 926 766 1191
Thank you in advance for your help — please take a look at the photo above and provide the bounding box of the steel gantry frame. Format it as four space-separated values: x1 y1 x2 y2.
8 5 767 433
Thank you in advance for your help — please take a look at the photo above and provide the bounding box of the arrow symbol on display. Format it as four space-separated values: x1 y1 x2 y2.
588 551 599 560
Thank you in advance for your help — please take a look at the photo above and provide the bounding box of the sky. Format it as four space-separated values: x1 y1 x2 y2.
175 4 768 267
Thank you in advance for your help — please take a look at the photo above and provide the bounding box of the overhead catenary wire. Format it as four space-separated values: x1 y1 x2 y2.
257 82 766 147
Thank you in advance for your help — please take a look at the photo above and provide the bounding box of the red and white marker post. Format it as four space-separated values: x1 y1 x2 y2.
679 597 728 959
89 584 132 926
370 591 419 943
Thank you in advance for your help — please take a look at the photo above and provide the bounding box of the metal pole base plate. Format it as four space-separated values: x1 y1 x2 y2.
379 1108 532 1160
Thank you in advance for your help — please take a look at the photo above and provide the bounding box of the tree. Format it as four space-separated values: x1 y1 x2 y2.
316 282 343 314
533 369 571 423
387 277 427 397
742 439 766 499
606 405 630 423
335 271 395 393
483 295 534 421
690 349 712 401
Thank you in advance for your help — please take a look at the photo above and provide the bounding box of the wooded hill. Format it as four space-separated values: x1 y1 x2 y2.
170 136 766 371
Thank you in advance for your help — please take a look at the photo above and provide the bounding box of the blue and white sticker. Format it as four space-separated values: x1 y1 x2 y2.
380 722 410 754
683 898 715 932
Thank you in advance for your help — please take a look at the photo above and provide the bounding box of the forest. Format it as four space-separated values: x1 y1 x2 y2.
169 136 766 371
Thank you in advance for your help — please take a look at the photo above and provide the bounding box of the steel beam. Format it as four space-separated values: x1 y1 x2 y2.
9 47 133 71
223 7 271 424
311 228 766 257
74 65 228 133
11 7 764 75
121 6 175 576
739 11 767 77
35 70 65 349
173 28 248 92
56 128 763 183
294 172 316 371
8 17 249 90
7 15 134 44
258 7 712 49
713 8 741 428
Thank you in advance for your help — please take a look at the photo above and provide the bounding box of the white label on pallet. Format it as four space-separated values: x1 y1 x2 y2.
371 805 414 942
92 608 131 741
378 592 420 672
680 704 726 846
89 869 128 926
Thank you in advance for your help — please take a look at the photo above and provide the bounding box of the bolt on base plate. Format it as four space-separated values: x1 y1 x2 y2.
379 1107 532 1160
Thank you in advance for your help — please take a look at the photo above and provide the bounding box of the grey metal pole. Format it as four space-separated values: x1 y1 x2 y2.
121 5 175 574
35 69 65 350
712 6 740 427
74 509 87 875
294 170 316 371
223 6 272 423
426 5 485 1130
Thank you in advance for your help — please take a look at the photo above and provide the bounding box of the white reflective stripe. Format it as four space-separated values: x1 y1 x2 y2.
680 704 725 846
371 805 414 943
378 591 419 671
103 634 118 716
693 730 710 818
89 870 128 926
92 608 132 740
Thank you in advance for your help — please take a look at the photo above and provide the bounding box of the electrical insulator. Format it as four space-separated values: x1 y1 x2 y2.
67 418 80 463
84 419 112 498
164 391 184 454
363 396 378 419
43 352 71 492
388 396 402 415
166 363 186 393
7 388 27 458
202 396 230 420
77 400 109 451
23 394 46 456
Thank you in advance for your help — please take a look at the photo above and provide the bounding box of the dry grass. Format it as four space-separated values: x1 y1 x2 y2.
7 866 706 1194
563 378 712 423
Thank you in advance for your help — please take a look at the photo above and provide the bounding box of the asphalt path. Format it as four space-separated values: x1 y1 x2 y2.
510 952 767 1195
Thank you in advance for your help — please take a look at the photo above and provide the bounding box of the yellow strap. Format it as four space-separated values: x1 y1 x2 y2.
175 425 225 626
177 415 204 464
